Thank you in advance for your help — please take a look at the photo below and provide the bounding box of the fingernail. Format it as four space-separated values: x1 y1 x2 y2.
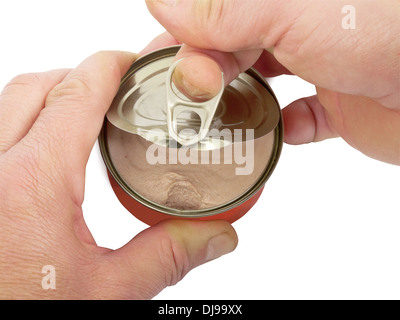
175 74 215 101
172 57 222 102
172 64 213 101
206 233 237 262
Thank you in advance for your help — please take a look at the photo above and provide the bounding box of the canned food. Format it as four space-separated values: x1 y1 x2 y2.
99 46 283 225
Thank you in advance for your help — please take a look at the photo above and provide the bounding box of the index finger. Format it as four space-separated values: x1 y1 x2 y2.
172 45 291 101
23 51 136 196
139 33 289 101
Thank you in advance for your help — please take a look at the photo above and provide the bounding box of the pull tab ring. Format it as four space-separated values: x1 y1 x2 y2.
166 59 224 146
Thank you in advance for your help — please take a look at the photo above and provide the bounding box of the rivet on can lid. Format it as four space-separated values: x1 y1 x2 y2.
165 59 225 146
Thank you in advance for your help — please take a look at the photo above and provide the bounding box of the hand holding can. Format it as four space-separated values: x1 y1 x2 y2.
0 50 238 299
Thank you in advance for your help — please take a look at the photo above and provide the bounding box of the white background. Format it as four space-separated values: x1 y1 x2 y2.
0 0 398 300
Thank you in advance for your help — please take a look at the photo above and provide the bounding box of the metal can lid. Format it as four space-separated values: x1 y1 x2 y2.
165 58 225 146
106 46 280 150
101 46 283 215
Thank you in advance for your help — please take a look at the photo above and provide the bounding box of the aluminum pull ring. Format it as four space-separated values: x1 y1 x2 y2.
166 59 224 146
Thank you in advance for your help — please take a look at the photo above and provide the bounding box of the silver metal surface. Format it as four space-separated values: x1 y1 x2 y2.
106 46 280 150
100 46 284 217
165 59 225 146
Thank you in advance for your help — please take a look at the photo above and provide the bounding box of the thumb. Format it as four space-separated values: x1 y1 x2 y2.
146 0 291 99
146 0 399 109
99 220 238 299
145 0 294 51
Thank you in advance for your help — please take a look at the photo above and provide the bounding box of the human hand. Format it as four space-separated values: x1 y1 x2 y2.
146 0 400 165
0 51 237 299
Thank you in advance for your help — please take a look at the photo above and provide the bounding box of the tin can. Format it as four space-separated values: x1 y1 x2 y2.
99 46 283 226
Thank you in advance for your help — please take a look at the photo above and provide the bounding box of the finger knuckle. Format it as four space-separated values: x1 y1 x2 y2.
158 237 191 287
45 76 92 107
194 0 227 35
1 72 44 96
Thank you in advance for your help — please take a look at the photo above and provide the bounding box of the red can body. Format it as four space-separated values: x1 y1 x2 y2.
108 170 264 225
99 46 283 226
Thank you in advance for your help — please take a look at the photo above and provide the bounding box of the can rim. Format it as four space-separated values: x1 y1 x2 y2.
98 45 283 218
